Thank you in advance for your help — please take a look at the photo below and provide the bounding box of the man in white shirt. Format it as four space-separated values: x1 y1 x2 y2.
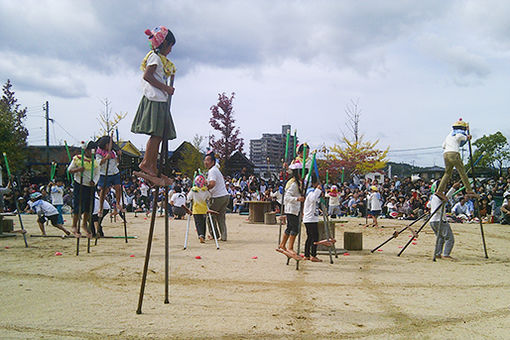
436 119 475 200
429 183 459 259
204 152 230 241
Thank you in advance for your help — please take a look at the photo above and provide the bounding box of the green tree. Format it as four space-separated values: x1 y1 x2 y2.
472 131 510 173
0 79 29 173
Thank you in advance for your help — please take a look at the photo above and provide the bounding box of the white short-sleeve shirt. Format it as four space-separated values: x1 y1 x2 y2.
207 165 228 198
141 52 168 102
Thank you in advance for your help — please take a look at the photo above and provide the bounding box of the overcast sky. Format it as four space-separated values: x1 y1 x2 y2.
1 0 509 166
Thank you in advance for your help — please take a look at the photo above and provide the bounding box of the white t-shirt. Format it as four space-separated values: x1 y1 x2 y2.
96 153 120 176
303 188 322 223
368 192 382 211
207 165 228 198
442 132 467 153
32 199 58 216
140 183 149 197
429 188 454 223
93 197 111 215
141 52 168 102
50 185 64 205
170 192 186 207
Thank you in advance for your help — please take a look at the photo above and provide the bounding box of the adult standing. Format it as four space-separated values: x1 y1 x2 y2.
204 152 229 241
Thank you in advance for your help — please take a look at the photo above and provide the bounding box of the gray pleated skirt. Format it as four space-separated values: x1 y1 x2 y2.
131 96 177 139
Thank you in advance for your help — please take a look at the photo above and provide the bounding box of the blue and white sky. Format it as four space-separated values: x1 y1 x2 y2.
1 0 509 166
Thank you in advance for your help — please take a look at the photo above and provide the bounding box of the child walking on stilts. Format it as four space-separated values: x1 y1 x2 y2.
131 26 177 186
303 174 323 262
277 161 305 259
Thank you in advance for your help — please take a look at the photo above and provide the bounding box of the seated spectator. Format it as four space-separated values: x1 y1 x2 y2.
501 191 510 225
452 196 471 222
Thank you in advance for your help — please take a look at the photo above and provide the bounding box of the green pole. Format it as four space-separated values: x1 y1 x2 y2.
50 162 56 181
284 129 290 162
2 152 11 178
64 141 73 184
341 167 345 184
301 145 307 179
306 152 316 183
293 130 297 159
326 170 329 186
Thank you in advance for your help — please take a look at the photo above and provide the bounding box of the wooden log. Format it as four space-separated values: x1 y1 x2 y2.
344 231 363 250
1 218 14 232
264 212 277 225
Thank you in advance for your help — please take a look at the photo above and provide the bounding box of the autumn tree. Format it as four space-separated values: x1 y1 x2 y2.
96 98 127 138
472 131 510 174
329 137 388 176
0 79 29 173
209 92 244 165
325 98 388 178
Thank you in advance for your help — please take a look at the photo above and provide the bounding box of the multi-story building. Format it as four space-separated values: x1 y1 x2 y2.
249 125 298 176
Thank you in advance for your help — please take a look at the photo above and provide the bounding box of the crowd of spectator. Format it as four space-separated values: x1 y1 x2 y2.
2 168 510 225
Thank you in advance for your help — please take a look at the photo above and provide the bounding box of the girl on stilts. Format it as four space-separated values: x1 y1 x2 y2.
277 161 305 256
95 136 123 218
131 26 177 186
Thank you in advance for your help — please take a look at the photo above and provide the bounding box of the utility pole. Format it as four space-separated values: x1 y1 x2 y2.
44 101 50 164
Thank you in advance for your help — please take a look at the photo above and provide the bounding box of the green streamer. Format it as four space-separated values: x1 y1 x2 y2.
293 130 297 159
3 152 11 178
301 145 307 179
284 129 290 162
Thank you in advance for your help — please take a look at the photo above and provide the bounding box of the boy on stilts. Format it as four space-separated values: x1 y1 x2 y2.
435 119 477 201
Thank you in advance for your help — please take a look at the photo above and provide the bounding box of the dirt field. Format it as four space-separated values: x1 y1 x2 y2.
1 213 509 339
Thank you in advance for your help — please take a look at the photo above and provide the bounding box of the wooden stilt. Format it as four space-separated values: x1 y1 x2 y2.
136 73 175 314
467 132 488 259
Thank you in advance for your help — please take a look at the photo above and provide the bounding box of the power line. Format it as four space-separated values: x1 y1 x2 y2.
52 119 80 144
388 146 442 153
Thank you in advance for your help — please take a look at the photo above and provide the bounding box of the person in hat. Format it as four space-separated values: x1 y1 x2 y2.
500 191 510 225
67 141 100 238
326 185 341 218
435 118 476 200
131 26 176 186
187 174 211 243
277 161 305 257
367 186 382 227
29 192 71 236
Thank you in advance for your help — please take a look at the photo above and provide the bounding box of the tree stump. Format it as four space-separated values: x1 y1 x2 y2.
264 212 277 225
343 231 362 250
1 218 14 232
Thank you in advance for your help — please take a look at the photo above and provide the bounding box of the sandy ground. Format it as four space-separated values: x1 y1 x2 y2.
1 212 510 339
